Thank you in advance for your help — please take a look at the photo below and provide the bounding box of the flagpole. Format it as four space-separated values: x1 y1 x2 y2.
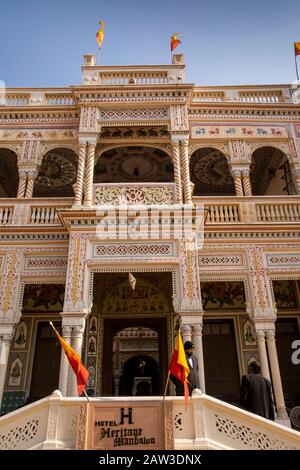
295 54 300 84
163 370 170 400
96 47 100 65
83 388 91 403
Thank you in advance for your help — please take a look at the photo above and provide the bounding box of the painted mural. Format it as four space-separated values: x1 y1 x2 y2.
101 276 171 315
201 281 246 310
272 280 298 309
22 284 65 312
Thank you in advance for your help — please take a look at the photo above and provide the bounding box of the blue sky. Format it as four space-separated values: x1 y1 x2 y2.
1 0 300 88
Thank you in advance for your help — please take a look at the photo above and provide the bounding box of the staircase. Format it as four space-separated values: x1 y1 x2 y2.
0 389 299 450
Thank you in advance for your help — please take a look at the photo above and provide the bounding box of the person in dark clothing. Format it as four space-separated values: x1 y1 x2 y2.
171 341 201 396
240 361 275 420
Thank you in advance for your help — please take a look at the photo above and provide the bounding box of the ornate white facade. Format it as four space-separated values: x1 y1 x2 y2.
0 53 300 433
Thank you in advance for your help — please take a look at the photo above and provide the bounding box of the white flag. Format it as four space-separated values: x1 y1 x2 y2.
128 272 136 291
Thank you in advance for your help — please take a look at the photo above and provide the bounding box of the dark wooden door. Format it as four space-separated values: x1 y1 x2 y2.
102 318 168 396
203 319 240 404
29 321 61 402
276 317 300 409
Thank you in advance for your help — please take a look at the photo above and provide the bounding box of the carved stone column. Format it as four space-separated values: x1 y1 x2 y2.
231 169 244 196
180 140 192 205
83 142 96 206
0 328 15 408
25 170 38 198
254 329 270 381
181 323 192 343
266 329 288 419
17 170 27 198
242 169 252 196
68 322 86 397
171 141 183 203
192 323 205 393
74 142 87 206
58 325 72 397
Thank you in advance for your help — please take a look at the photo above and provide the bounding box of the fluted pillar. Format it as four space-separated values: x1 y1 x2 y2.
171 141 183 203
68 323 86 397
58 325 72 397
231 169 244 196
242 169 252 196
266 329 288 419
0 329 15 408
180 140 192 205
25 170 38 198
74 143 87 206
83 143 96 206
192 323 205 393
181 323 192 343
17 171 27 198
255 330 270 381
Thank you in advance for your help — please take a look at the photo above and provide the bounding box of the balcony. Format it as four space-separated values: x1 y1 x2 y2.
0 195 300 228
194 196 300 224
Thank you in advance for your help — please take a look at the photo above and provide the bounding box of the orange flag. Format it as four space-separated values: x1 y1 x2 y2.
96 21 105 48
49 322 89 397
171 33 181 52
169 330 189 408
294 42 300 56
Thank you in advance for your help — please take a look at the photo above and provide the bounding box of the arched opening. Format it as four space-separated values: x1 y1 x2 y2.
250 146 296 195
94 146 174 183
190 147 235 196
0 148 19 197
112 326 159 396
33 147 78 198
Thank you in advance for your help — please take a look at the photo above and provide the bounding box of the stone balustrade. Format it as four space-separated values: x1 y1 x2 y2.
0 391 299 450
0 196 300 226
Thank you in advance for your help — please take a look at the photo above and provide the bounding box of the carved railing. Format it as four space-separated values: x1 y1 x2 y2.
99 71 169 85
94 183 176 206
0 198 73 226
193 196 300 224
0 90 74 107
193 87 290 103
0 391 299 450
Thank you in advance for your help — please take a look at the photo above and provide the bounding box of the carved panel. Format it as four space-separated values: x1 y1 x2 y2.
266 254 300 266
24 256 68 271
100 108 168 121
0 251 22 320
0 419 39 450
191 125 288 140
170 105 189 131
93 243 173 258
199 255 243 266
215 414 296 450
64 234 88 311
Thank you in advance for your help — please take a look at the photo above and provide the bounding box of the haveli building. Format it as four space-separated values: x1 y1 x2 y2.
0 53 300 449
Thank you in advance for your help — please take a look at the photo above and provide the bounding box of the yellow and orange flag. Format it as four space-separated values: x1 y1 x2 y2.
49 322 89 397
171 33 181 52
96 21 105 48
169 330 190 408
294 42 300 56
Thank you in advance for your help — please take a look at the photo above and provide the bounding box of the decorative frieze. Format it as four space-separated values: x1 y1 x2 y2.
93 242 173 258
94 184 175 205
0 129 77 142
24 256 68 271
100 108 168 121
199 255 243 266
266 254 300 266
191 125 288 140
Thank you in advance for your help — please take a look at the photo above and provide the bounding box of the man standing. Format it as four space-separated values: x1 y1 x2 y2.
171 340 200 396
240 361 275 420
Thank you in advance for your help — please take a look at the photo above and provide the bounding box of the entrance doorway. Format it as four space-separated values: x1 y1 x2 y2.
102 318 168 396
29 321 61 402
203 319 240 404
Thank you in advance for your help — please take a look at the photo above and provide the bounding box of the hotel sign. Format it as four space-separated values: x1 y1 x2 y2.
79 400 168 450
